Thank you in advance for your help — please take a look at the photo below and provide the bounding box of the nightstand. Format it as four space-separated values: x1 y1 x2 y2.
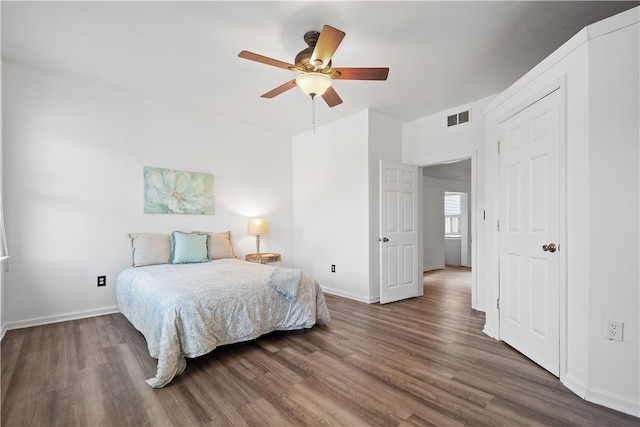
245 252 281 265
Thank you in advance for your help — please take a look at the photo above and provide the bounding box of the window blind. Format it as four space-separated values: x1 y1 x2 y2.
444 193 461 216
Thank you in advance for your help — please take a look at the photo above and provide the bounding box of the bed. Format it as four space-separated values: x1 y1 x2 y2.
116 231 330 388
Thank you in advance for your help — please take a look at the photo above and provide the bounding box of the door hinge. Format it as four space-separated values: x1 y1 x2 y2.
497 140 501 154
497 298 500 310
497 219 500 232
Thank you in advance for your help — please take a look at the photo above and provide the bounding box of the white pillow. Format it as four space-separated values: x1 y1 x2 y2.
129 233 170 267
194 231 237 260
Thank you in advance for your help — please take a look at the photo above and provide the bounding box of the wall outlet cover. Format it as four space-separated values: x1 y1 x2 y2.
606 319 624 341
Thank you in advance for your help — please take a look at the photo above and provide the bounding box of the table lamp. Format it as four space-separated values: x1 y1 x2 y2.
248 217 269 254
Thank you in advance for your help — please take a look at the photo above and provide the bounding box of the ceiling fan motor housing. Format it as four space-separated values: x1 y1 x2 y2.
295 31 331 72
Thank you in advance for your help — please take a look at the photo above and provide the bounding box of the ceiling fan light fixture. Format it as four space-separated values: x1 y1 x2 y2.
296 72 332 97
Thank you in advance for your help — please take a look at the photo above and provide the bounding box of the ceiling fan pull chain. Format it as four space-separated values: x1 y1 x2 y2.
311 94 316 134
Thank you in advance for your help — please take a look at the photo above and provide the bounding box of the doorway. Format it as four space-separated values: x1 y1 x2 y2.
421 156 477 309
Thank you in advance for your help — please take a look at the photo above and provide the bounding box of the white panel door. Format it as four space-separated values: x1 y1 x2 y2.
499 89 561 376
379 160 421 304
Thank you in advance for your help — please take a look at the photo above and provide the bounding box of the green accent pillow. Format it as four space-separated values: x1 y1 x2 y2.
170 231 209 264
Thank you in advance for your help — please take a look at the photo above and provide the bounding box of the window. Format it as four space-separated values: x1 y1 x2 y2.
444 193 461 236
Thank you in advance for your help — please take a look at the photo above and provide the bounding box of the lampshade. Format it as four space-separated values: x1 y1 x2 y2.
295 73 332 97
248 217 269 235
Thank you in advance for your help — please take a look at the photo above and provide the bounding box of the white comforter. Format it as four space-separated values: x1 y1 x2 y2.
116 258 330 388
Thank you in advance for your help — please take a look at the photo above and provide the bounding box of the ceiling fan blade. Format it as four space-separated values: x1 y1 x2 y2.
238 50 295 71
311 25 346 69
333 67 389 80
261 79 298 98
322 86 343 107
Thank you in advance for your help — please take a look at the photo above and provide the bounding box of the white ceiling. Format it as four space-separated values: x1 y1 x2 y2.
423 159 471 181
2 1 637 137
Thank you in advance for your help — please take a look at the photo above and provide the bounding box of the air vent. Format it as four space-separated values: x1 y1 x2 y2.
447 109 471 127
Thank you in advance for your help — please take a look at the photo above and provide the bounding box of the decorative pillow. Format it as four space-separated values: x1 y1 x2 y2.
170 231 209 264
129 233 171 267
195 231 236 259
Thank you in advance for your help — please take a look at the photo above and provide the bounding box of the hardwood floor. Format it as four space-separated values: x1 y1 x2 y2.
2 267 637 426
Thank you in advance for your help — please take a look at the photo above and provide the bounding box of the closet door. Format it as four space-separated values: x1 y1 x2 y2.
499 88 561 376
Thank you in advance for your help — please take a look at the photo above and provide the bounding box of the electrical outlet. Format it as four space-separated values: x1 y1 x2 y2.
606 320 624 341
97 275 106 287
331 264 335 273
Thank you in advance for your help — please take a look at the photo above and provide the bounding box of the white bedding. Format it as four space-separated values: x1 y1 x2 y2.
116 258 330 388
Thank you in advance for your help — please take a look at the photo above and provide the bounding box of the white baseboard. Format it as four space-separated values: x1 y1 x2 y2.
423 265 445 272
482 324 498 339
4 306 120 331
321 287 379 304
584 384 640 418
562 372 588 397
0 323 6 341
474 303 486 313
565 372 640 417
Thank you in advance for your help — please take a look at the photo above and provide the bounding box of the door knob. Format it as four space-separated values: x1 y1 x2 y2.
379 237 389 242
542 243 557 253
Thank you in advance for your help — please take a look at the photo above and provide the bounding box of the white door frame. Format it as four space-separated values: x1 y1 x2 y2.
419 151 479 310
495 77 568 381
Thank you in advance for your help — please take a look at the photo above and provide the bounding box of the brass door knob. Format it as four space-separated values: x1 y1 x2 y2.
542 243 557 253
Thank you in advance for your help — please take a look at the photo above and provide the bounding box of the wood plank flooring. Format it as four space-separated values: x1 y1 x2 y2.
2 267 638 426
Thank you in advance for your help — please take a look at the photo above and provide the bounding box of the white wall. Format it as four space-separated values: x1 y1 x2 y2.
403 95 493 311
403 95 494 165
292 111 371 302
444 239 461 265
2 61 294 329
0 6 4 337
586 16 639 413
292 109 402 303
483 8 639 416
423 176 445 270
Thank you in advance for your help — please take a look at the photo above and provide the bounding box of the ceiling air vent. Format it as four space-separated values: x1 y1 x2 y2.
447 109 471 127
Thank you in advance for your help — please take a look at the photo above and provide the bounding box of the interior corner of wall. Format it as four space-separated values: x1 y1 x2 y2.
482 324 498 340
562 372 589 399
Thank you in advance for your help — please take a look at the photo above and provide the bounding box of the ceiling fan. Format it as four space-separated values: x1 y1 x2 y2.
238 25 389 107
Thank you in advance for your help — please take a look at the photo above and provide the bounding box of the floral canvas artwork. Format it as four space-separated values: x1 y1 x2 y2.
143 166 214 214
